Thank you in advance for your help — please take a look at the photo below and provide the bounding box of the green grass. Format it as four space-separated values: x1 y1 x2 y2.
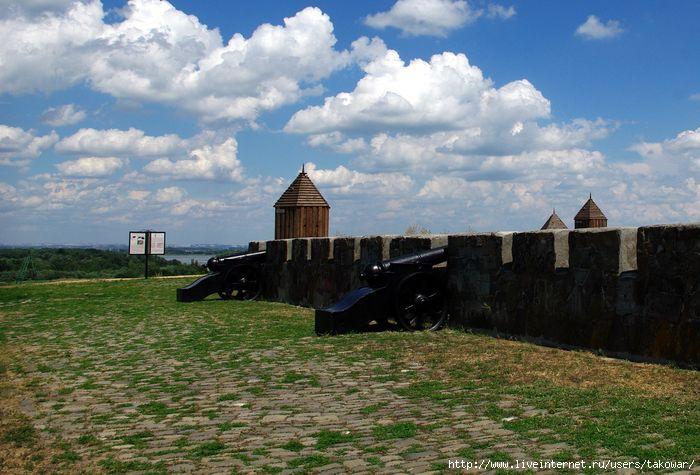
281 440 304 452
394 380 454 401
217 393 238 402
372 422 418 440
121 431 153 449
218 421 246 431
280 371 320 387
287 454 331 469
2 423 36 446
99 457 167 474
51 449 80 463
189 440 226 458
360 403 383 415
314 429 356 450
77 434 99 445
136 402 175 420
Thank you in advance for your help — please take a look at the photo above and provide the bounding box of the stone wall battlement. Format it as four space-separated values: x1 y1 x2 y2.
249 224 700 365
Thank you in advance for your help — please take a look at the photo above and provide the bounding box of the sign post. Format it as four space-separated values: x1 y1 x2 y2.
129 231 166 278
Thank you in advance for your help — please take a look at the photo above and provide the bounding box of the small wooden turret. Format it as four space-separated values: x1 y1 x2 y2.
273 165 330 239
574 194 607 229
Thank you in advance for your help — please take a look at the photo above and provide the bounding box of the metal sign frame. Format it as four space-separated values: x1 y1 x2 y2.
129 231 147 255
148 232 166 255
128 230 166 278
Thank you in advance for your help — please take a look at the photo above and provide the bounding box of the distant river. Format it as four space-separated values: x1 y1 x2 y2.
164 254 213 265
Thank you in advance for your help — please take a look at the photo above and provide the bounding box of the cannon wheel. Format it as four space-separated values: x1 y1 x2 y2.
394 272 447 331
218 265 261 301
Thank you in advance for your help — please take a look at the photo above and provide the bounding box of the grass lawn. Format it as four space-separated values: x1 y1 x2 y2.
0 278 698 473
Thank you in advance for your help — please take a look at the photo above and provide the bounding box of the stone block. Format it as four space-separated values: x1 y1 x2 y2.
566 228 638 350
308 238 361 309
330 238 360 299
310 238 332 261
333 237 360 266
636 224 700 363
262 240 289 301
389 236 432 258
286 239 312 306
247 240 266 252
504 231 569 339
291 239 310 261
265 240 288 265
359 236 385 266
447 233 510 329
307 238 333 309
512 230 568 274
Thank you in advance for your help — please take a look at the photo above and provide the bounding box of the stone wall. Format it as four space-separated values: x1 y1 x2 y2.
249 224 699 365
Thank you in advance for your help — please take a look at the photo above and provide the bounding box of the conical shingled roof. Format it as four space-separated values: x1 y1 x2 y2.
541 210 568 230
274 170 329 208
574 195 606 220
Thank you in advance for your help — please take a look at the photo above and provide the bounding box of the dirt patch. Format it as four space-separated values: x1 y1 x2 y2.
413 330 700 401
0 275 203 288
0 347 97 474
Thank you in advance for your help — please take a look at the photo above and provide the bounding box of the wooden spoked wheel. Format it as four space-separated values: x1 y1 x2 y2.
394 272 447 331
218 265 262 301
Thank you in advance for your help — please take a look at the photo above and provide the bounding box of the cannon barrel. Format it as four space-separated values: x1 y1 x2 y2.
361 246 447 288
377 245 446 269
207 250 266 273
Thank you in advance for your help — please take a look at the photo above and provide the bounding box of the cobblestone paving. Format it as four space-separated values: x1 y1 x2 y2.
7 337 574 474
1 279 698 474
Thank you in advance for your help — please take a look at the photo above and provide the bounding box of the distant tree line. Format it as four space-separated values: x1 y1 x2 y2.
0 248 206 282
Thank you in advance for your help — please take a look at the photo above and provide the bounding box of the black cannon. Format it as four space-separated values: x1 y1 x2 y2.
315 246 448 335
176 251 265 302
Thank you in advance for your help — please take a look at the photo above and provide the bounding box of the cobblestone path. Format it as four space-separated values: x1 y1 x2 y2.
1 279 698 474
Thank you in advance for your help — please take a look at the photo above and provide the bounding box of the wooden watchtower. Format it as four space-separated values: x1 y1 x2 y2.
574 194 607 229
274 166 330 239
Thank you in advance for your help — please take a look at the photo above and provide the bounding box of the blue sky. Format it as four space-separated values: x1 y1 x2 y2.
0 0 698 245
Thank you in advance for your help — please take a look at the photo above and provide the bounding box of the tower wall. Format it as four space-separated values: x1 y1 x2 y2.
275 206 329 239
574 218 608 229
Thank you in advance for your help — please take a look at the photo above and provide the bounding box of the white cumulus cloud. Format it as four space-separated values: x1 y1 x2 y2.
155 186 186 203
56 156 125 177
629 126 700 174
0 0 82 17
0 124 58 166
305 162 414 196
127 190 150 200
40 104 87 127
284 45 616 177
364 0 482 37
486 4 516 20
56 127 186 157
286 49 550 135
0 1 351 123
144 137 243 181
306 132 368 154
575 15 624 40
